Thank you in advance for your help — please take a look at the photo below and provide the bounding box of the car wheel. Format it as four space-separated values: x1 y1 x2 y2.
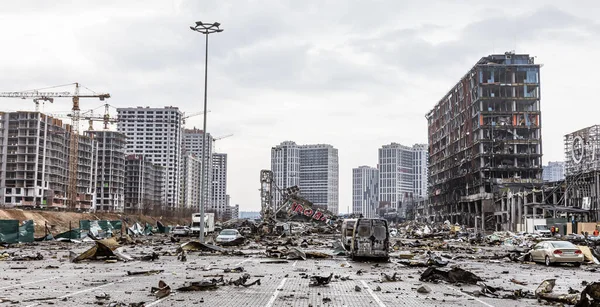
545 256 552 266
574 262 581 267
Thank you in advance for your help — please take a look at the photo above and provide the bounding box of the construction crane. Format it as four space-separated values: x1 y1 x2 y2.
182 110 210 125
80 104 115 131
33 97 54 112
0 83 110 209
212 134 233 151
0 90 70 112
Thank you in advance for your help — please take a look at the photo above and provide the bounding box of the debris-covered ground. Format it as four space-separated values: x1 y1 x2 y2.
2 221 600 306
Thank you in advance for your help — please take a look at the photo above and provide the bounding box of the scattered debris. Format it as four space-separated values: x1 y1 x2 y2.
417 285 431 294
510 278 528 286
420 267 483 284
141 252 159 262
179 241 226 253
286 247 306 260
127 269 164 276
380 272 400 282
535 279 578 305
310 273 333 286
72 238 120 263
11 252 43 261
150 280 171 299
177 279 220 291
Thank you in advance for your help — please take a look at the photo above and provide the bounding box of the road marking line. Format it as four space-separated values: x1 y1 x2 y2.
292 261 298 267
0 276 60 290
445 285 494 307
23 277 132 307
58 277 136 299
360 280 386 307
265 278 287 307
235 257 253 266
146 295 171 307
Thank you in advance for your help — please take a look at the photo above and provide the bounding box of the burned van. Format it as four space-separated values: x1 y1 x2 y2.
340 219 357 250
350 218 389 261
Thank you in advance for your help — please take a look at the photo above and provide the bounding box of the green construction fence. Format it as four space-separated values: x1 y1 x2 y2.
0 220 34 244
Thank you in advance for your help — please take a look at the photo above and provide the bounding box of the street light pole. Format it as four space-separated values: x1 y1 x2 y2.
190 21 223 243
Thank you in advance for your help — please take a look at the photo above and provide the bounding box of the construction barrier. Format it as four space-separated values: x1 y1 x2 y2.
157 221 171 234
79 220 123 238
0 220 34 243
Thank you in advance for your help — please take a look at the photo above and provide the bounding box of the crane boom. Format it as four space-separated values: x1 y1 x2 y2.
0 91 71 98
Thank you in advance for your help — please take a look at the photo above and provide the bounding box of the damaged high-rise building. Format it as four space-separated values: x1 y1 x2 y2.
424 52 543 228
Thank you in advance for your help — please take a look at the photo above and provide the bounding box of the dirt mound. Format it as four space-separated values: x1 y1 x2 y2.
0 209 188 234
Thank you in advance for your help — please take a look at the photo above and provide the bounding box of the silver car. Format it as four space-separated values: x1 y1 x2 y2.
172 226 190 237
216 229 244 244
530 241 584 266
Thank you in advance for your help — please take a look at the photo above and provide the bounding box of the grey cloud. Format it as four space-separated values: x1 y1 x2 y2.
348 6 600 77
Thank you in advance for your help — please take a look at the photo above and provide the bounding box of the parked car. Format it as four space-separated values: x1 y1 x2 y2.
530 240 584 266
216 229 245 245
172 226 190 237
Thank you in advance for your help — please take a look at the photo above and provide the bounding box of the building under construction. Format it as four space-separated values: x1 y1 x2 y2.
0 111 97 209
425 52 543 228
124 154 164 213
87 130 126 212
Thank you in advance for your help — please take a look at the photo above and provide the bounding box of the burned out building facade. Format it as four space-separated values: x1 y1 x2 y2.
564 125 600 221
424 52 543 228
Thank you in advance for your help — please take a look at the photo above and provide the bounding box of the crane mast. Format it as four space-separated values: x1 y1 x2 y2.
67 83 81 210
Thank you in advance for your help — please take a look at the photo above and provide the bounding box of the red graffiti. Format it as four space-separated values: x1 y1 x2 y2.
303 209 314 217
286 200 332 223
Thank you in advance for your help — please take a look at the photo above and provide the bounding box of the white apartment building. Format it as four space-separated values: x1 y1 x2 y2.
181 153 201 209
271 141 300 208
271 141 339 214
543 161 565 182
211 153 228 218
182 128 213 211
299 144 339 214
352 166 379 218
378 143 428 218
413 143 428 198
117 106 183 208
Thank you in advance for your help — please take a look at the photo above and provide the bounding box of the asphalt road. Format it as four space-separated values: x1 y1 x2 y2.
0 240 596 306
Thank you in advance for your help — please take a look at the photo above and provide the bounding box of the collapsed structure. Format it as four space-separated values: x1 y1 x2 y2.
423 52 543 229
259 169 335 227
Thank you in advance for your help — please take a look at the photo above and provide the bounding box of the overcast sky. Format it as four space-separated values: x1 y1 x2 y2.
1 1 599 213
